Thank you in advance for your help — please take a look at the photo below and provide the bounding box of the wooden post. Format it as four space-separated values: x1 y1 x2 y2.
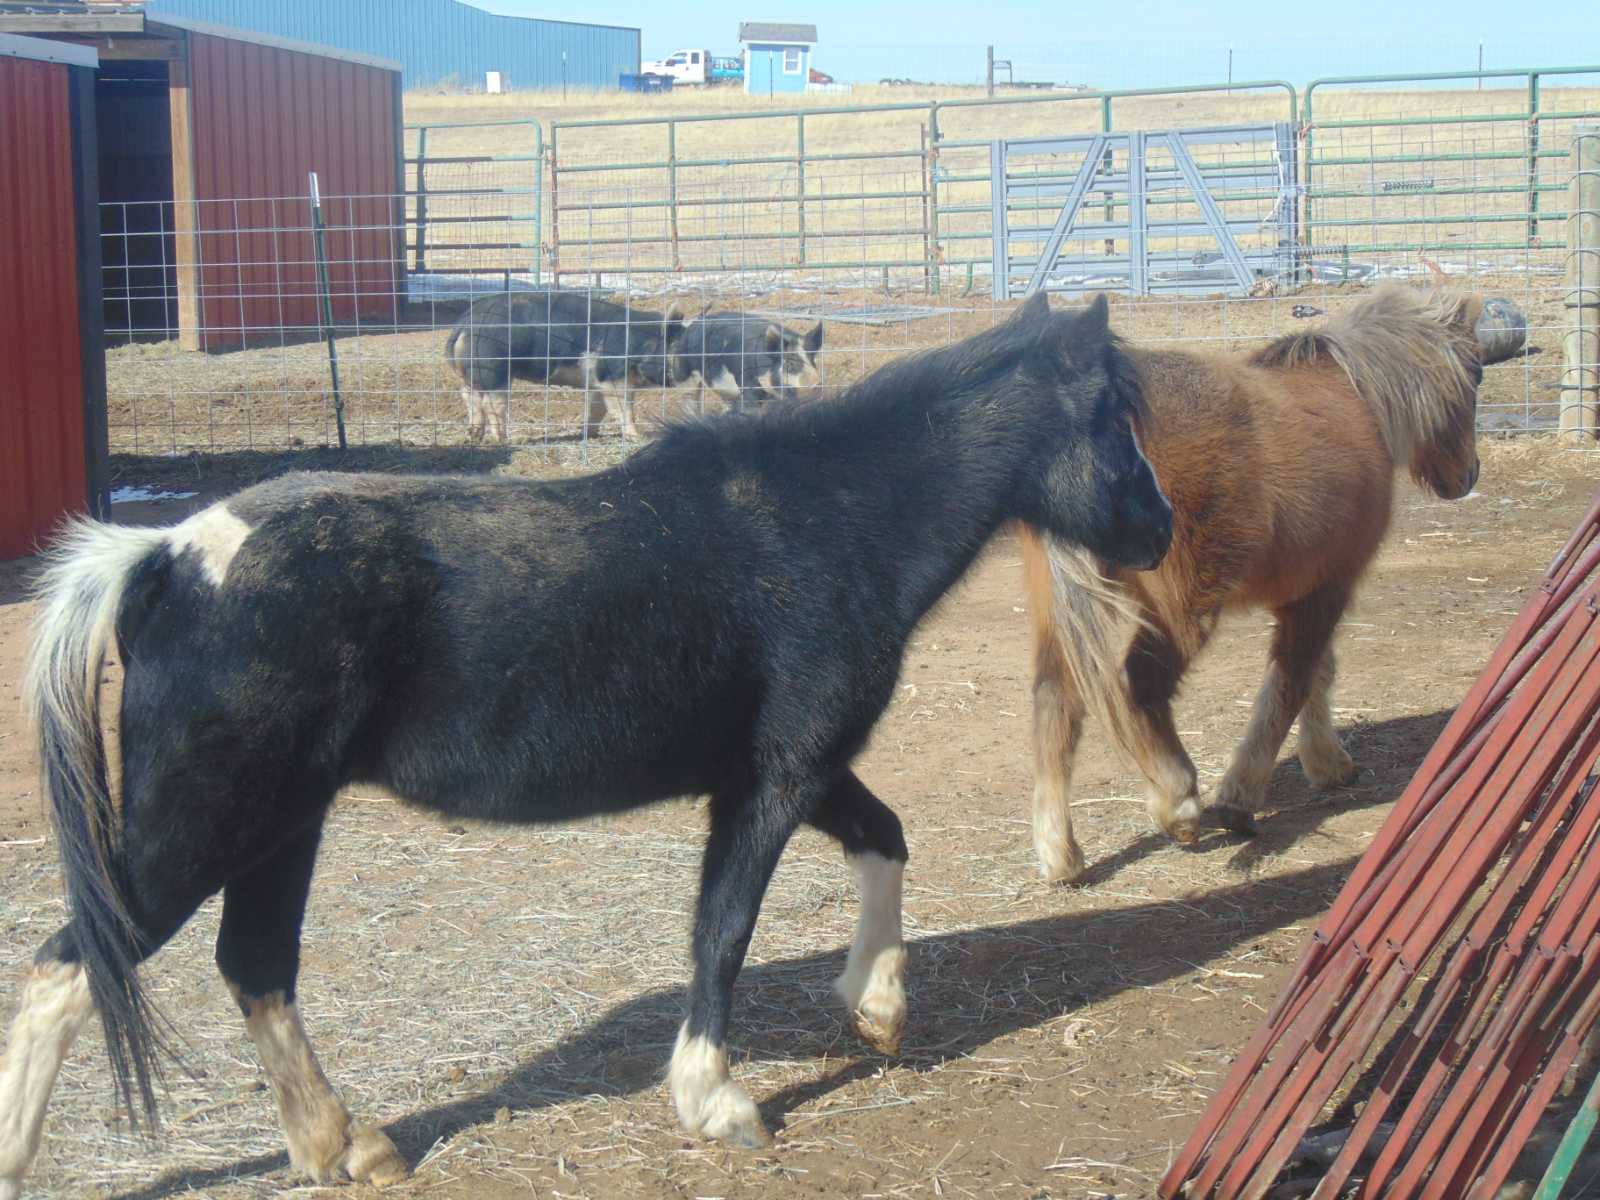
1563 126 1600 438
414 125 429 273
167 47 203 351
986 45 994 98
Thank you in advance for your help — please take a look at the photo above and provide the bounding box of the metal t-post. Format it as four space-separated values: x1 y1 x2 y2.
309 171 347 451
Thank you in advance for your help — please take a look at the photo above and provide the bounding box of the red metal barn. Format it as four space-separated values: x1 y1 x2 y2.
1 5 404 351
0 33 109 560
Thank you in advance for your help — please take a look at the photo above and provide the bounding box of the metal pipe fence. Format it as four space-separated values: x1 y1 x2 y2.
93 68 1600 464
1304 66 1600 259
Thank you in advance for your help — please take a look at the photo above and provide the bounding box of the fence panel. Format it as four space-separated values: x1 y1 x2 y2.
404 119 543 287
548 104 932 286
1303 67 1600 266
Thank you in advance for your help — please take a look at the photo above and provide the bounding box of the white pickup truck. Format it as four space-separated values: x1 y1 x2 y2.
641 49 742 86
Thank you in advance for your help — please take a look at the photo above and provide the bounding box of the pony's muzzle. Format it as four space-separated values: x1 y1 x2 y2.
1111 489 1174 572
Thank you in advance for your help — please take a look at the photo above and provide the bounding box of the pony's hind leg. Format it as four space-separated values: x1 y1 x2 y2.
215 826 407 1186
1211 585 1352 833
0 952 92 1200
1298 650 1358 789
0 848 219 1194
669 775 814 1149
807 771 909 1055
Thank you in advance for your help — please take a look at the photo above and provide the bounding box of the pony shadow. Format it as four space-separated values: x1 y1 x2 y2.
0 559 35 608
112 853 1366 1198
1060 708 1456 889
1220 708 1454 874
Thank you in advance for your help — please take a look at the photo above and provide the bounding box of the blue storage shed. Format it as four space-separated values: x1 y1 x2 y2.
739 21 815 96
144 0 639 90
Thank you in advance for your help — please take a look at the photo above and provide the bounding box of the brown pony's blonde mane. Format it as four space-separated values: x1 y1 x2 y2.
1247 285 1482 464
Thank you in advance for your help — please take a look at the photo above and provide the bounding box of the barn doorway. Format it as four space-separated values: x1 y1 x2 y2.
95 58 176 342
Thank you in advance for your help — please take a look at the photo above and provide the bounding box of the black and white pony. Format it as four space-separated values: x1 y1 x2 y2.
0 294 1171 1192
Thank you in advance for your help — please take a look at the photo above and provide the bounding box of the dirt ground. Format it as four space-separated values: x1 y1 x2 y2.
0 440 1596 1199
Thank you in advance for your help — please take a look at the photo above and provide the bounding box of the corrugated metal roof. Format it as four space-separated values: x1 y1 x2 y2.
150 15 401 71
144 0 640 88
738 22 817 44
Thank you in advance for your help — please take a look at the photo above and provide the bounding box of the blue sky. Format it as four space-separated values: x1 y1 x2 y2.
472 0 1594 89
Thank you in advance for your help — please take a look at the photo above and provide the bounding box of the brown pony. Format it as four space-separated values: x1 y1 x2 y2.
1020 285 1485 883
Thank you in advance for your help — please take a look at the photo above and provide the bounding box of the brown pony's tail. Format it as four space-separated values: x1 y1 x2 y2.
1020 526 1148 755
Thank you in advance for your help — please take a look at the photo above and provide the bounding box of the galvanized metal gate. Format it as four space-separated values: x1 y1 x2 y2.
990 123 1299 299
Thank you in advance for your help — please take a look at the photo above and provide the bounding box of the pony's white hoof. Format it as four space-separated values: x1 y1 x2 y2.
1037 838 1087 886
346 1124 409 1186
1302 742 1358 790
669 1030 773 1149
1 1176 21 1200
835 945 908 1056
286 1110 408 1185
1158 797 1204 844
684 1080 772 1148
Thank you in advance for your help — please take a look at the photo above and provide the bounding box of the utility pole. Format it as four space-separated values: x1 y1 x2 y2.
987 44 994 97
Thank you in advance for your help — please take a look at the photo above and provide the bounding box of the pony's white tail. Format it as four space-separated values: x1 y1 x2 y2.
1037 538 1148 754
24 519 173 1129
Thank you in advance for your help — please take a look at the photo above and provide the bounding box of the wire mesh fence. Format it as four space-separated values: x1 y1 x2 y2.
96 76 1600 461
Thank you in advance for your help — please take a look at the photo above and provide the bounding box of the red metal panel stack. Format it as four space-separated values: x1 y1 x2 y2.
0 52 88 559
186 31 399 349
1163 488 1600 1199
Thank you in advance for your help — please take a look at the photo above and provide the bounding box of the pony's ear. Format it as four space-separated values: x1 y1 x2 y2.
1077 293 1111 343
1010 291 1051 330
764 323 785 353
804 320 824 358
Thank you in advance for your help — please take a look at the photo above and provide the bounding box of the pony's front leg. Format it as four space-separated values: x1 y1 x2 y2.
807 771 909 1053
669 778 810 1148
1019 526 1090 882
1031 636 1090 884
1211 586 1350 833
1123 626 1205 842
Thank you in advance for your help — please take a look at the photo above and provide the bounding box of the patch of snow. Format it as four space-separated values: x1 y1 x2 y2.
110 486 199 504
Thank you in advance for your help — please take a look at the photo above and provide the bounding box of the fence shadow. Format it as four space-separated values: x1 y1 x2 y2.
109 445 520 498
1067 707 1456 888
